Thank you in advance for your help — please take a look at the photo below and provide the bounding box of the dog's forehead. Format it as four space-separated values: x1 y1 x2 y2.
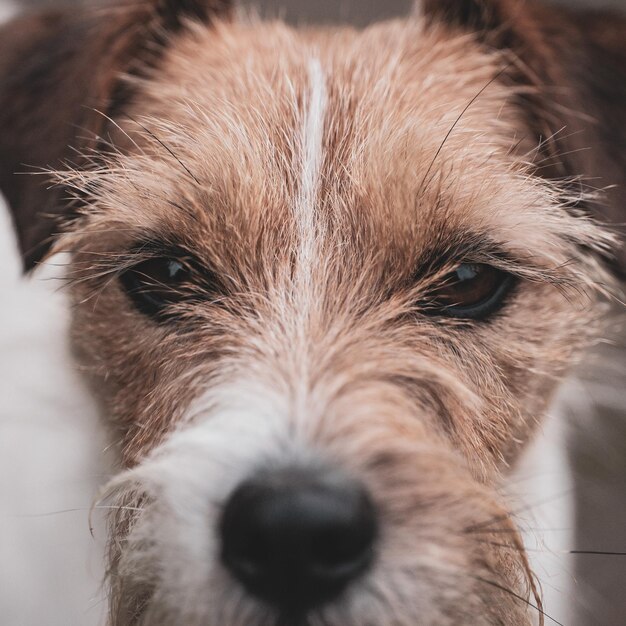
108 19 547 275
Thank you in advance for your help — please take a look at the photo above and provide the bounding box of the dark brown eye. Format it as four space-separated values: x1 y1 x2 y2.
427 263 515 320
120 257 194 319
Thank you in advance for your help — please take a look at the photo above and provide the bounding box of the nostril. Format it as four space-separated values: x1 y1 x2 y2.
309 496 378 575
312 522 374 575
219 467 378 613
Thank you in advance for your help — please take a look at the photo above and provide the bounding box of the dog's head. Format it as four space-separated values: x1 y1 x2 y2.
1 1 624 624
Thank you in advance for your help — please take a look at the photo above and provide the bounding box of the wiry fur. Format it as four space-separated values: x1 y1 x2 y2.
0 2 623 625
52 17 613 626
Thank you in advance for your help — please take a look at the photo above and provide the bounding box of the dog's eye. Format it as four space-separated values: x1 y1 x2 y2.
427 263 515 320
120 257 193 318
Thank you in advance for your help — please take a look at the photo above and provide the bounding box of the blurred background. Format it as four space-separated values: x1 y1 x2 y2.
1 1 624 625
14 0 626 22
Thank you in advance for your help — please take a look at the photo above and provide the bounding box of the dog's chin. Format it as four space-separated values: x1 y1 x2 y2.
101 400 536 626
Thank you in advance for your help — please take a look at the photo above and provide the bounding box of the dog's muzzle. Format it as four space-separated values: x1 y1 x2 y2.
219 466 378 616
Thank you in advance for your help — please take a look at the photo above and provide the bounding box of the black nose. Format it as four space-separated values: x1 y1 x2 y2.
219 467 378 613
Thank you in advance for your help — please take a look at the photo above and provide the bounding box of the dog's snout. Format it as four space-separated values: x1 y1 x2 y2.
219 468 378 613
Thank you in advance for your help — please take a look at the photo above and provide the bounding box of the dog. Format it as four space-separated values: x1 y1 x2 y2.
0 0 624 624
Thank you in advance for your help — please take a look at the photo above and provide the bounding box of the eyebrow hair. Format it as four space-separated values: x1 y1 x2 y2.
414 233 578 289
122 239 227 290
127 238 198 261
68 236 207 288
74 223 579 305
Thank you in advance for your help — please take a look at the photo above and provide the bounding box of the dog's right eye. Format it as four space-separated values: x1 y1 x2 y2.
424 263 515 321
119 257 194 319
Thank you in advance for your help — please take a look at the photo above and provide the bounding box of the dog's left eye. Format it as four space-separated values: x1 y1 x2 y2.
426 263 515 320
120 257 194 318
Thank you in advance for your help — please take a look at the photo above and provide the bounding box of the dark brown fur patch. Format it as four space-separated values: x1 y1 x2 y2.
0 0 232 269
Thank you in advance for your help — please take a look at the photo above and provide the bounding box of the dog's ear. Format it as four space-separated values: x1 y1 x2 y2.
422 0 626 276
0 0 232 270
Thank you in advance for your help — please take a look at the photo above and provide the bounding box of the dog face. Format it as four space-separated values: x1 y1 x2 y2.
1 1 624 625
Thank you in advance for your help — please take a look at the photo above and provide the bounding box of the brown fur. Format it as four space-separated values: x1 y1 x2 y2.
0 1 624 625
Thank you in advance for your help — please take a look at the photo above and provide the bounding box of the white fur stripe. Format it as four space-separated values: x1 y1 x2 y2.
295 58 327 283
